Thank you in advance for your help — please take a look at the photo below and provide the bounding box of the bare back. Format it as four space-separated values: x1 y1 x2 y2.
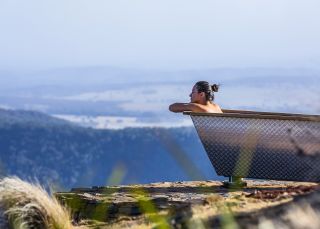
192 102 222 113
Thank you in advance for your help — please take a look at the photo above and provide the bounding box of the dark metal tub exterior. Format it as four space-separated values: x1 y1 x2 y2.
184 110 320 182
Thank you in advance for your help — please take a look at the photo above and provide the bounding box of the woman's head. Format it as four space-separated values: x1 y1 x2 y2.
190 81 219 103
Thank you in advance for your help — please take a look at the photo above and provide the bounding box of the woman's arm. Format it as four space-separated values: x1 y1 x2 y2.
169 103 207 113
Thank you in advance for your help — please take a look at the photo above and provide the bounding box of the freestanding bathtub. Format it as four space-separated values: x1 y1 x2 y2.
184 109 320 182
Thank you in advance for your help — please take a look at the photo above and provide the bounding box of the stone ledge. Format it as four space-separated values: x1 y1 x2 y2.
55 180 319 228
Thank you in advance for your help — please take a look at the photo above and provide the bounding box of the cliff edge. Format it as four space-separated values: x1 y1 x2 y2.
56 180 319 228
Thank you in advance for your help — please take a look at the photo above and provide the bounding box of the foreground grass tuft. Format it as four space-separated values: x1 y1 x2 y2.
0 176 74 229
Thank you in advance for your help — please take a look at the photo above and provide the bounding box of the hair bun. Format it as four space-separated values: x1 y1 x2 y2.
211 84 219 92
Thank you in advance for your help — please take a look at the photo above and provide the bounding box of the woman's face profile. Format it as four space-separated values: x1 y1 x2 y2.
189 85 200 103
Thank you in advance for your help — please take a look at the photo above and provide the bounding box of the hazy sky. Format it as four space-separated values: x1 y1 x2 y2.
1 0 320 70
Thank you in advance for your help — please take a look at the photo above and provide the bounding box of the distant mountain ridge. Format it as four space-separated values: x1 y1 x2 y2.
1 66 318 90
0 108 72 127
0 109 221 190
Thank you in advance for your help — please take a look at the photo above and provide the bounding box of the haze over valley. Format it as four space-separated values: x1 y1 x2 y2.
0 67 319 129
